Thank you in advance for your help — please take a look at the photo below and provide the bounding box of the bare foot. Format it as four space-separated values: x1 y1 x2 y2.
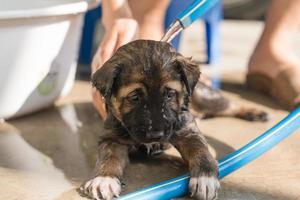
248 38 300 80
248 0 300 79
247 0 300 109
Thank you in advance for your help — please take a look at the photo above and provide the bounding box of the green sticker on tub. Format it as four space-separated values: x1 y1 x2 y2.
37 71 58 96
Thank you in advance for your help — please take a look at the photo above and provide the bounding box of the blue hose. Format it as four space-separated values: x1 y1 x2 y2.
161 0 219 42
178 0 219 28
118 107 300 200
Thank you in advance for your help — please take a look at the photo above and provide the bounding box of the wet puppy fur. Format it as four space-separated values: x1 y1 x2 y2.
79 40 268 200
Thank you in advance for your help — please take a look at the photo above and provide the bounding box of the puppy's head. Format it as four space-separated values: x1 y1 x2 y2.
92 40 200 143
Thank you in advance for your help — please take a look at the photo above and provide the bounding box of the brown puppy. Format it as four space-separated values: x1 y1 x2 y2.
79 40 267 200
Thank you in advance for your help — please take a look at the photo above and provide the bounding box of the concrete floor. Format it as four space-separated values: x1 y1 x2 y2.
1 21 300 200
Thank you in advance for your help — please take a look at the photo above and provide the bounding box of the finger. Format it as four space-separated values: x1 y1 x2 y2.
91 51 101 75
92 30 118 74
92 87 107 120
115 27 137 52
100 30 118 63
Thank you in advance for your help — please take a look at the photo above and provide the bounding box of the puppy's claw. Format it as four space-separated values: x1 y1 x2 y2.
92 187 100 200
238 110 269 122
189 177 198 197
138 142 164 156
189 175 219 200
79 176 121 200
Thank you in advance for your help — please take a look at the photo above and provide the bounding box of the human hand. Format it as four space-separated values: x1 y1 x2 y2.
91 1 138 120
91 18 138 72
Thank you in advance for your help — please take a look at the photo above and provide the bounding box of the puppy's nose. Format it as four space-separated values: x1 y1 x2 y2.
147 131 164 139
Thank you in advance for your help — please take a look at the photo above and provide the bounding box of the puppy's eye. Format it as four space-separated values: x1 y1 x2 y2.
166 89 177 100
127 91 140 103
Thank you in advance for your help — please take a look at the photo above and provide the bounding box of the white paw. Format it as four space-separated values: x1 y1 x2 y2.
79 176 121 200
189 175 220 200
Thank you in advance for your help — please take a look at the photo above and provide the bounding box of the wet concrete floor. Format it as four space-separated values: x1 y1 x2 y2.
1 20 300 200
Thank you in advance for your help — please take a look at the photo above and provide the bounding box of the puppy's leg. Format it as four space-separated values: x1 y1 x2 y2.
170 115 219 200
79 139 129 200
191 82 268 121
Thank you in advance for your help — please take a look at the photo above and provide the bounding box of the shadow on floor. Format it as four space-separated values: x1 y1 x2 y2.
0 102 294 200
220 80 284 110
2 102 235 183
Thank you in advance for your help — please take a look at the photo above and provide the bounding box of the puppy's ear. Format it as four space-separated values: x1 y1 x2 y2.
91 63 122 103
175 55 200 95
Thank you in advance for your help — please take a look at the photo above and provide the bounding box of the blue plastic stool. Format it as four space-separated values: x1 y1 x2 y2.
78 0 223 65
79 6 102 65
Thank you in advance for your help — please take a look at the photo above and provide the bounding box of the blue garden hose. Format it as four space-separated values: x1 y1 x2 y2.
178 0 219 28
118 107 300 200
161 0 219 42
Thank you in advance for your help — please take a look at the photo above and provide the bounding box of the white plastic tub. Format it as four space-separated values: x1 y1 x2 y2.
0 0 100 119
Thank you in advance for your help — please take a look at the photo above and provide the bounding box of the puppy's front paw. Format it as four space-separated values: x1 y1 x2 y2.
79 176 121 200
189 169 219 200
